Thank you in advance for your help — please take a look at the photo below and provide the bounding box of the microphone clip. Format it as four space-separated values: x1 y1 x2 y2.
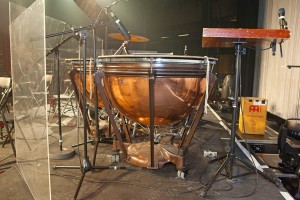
271 39 277 56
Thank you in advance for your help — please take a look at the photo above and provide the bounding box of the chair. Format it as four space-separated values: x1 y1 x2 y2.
0 77 16 156
0 78 11 113
220 74 235 100
0 77 11 139
31 74 53 117
214 74 235 111
52 79 77 118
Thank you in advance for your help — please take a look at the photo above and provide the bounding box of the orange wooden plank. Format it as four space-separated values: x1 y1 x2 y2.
202 28 291 48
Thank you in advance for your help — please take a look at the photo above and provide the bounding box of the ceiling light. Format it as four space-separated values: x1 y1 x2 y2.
178 34 189 37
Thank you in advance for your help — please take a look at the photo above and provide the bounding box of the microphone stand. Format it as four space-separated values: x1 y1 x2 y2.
46 34 80 160
48 12 128 200
71 26 128 200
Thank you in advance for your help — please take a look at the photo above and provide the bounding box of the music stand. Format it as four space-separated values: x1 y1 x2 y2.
200 28 290 196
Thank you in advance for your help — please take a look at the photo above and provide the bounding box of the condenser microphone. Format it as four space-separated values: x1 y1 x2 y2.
109 9 131 41
278 8 285 17
278 8 288 57
278 8 288 29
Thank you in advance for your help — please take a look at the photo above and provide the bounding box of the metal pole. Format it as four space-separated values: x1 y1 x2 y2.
148 70 155 168
55 49 63 151
228 42 242 178
82 33 88 161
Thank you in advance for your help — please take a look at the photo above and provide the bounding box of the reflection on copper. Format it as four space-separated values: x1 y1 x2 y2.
126 141 181 169
98 55 217 126
72 68 103 107
104 76 203 125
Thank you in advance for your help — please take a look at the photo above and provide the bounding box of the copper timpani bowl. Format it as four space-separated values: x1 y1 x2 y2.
97 55 217 126
66 58 103 107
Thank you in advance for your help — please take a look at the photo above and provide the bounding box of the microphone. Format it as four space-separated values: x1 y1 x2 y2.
109 9 131 41
271 39 277 56
278 8 288 29
278 8 288 58
184 45 188 55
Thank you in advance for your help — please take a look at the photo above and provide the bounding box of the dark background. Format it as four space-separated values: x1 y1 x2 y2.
0 0 259 96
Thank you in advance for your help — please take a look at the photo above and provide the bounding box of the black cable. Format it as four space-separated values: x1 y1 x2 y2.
0 154 14 163
50 172 205 195
0 166 11 170
245 40 275 52
200 174 228 188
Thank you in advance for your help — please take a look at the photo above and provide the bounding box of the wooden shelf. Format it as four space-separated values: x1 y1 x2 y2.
202 28 291 48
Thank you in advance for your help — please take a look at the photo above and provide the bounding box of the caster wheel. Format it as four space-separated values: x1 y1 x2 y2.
177 170 186 179
111 153 120 163
217 104 222 110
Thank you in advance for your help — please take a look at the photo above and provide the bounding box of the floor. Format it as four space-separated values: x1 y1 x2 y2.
0 106 293 200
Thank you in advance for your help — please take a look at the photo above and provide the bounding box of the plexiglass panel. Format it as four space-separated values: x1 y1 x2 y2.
44 16 79 120
45 14 103 105
10 1 51 199
10 1 108 199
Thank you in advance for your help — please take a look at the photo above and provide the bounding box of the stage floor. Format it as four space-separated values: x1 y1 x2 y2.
0 107 292 200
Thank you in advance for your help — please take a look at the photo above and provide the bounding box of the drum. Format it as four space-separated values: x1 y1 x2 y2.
97 55 217 126
66 59 103 108
65 58 98 71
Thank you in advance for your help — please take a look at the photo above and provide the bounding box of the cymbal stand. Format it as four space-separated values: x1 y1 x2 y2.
201 41 282 197
114 40 129 55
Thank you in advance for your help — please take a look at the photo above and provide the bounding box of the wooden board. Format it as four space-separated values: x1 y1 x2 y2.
202 28 291 48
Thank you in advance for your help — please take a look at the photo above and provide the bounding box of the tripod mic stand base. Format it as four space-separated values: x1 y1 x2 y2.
49 147 75 160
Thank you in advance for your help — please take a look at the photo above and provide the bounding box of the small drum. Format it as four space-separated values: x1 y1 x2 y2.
97 55 217 126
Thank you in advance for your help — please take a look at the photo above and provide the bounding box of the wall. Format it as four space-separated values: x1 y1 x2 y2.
0 0 12 76
0 0 37 76
254 0 300 119
206 0 259 96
